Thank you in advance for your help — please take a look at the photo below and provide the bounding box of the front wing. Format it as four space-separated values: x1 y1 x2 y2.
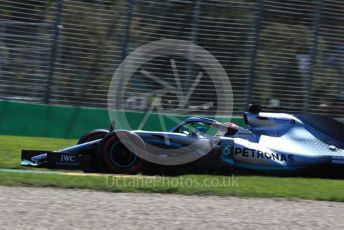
21 150 92 171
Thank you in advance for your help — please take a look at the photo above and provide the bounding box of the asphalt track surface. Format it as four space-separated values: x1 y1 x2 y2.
0 186 343 230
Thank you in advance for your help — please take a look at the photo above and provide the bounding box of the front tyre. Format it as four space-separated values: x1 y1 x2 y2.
97 132 144 174
77 129 109 144
77 129 109 173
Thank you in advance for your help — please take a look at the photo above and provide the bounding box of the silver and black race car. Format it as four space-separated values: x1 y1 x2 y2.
21 104 344 176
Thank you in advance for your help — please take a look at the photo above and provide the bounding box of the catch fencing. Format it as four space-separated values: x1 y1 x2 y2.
0 0 343 116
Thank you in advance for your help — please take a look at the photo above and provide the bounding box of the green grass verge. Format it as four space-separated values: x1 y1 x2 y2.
0 135 344 201
1 172 344 201
0 135 75 169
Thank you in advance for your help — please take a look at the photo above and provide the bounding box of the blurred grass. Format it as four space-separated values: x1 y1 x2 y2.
0 172 344 201
0 135 344 201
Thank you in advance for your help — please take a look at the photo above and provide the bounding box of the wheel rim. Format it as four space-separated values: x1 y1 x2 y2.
109 141 137 168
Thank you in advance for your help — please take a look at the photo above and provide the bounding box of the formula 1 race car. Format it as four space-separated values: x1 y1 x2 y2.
21 105 344 176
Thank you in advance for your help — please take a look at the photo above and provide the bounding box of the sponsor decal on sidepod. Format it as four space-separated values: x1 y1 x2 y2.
234 147 294 163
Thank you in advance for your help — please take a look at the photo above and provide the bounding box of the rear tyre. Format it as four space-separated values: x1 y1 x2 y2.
77 129 109 173
97 132 143 174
